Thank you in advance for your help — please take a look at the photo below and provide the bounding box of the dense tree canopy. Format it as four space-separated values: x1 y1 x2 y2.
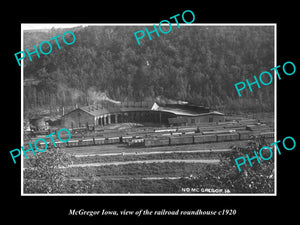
24 25 274 115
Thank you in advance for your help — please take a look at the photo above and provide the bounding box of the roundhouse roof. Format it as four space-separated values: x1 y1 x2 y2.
64 101 224 118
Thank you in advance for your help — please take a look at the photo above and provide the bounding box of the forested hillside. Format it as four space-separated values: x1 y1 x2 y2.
23 25 274 115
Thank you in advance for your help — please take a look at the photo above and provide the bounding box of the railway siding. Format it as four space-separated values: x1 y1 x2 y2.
26 119 274 149
35 130 274 148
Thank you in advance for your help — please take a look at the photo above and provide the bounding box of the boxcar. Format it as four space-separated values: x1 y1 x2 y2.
105 137 120 144
202 135 217 143
217 133 239 142
94 137 105 145
144 137 170 147
194 135 218 144
67 140 78 147
194 135 205 144
128 138 145 147
80 138 94 146
170 136 194 145
238 131 252 140
122 136 133 143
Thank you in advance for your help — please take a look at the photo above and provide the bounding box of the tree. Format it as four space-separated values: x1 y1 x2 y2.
24 26 274 113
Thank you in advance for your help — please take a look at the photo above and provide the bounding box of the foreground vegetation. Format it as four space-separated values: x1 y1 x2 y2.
24 136 274 194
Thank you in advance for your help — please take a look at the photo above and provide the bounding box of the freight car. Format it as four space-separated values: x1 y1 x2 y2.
139 131 274 148
170 136 194 145
216 133 239 142
193 134 218 144
79 138 94 146
144 137 170 147
193 135 205 144
59 129 274 149
202 134 218 143
238 131 253 140
128 138 145 147
122 136 133 143
67 140 78 147
105 137 121 144
94 137 105 145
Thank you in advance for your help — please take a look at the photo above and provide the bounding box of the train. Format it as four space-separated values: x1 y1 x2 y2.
37 130 274 149
141 131 274 148
27 119 255 141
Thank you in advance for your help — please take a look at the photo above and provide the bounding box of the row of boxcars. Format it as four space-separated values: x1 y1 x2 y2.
139 131 274 147
38 131 274 149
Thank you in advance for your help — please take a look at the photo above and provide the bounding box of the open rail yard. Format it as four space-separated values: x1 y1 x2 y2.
23 116 275 194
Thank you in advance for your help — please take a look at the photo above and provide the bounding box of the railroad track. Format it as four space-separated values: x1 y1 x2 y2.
73 148 232 157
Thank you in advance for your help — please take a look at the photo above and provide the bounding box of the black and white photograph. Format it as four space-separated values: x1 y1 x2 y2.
4 4 299 224
21 24 276 195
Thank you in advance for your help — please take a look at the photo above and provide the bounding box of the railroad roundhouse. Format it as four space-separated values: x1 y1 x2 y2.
61 101 225 128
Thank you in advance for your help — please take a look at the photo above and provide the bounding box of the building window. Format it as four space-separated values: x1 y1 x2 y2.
209 117 213 122
191 119 195 124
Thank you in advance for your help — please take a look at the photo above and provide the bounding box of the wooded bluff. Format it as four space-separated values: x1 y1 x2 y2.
23 25 274 116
